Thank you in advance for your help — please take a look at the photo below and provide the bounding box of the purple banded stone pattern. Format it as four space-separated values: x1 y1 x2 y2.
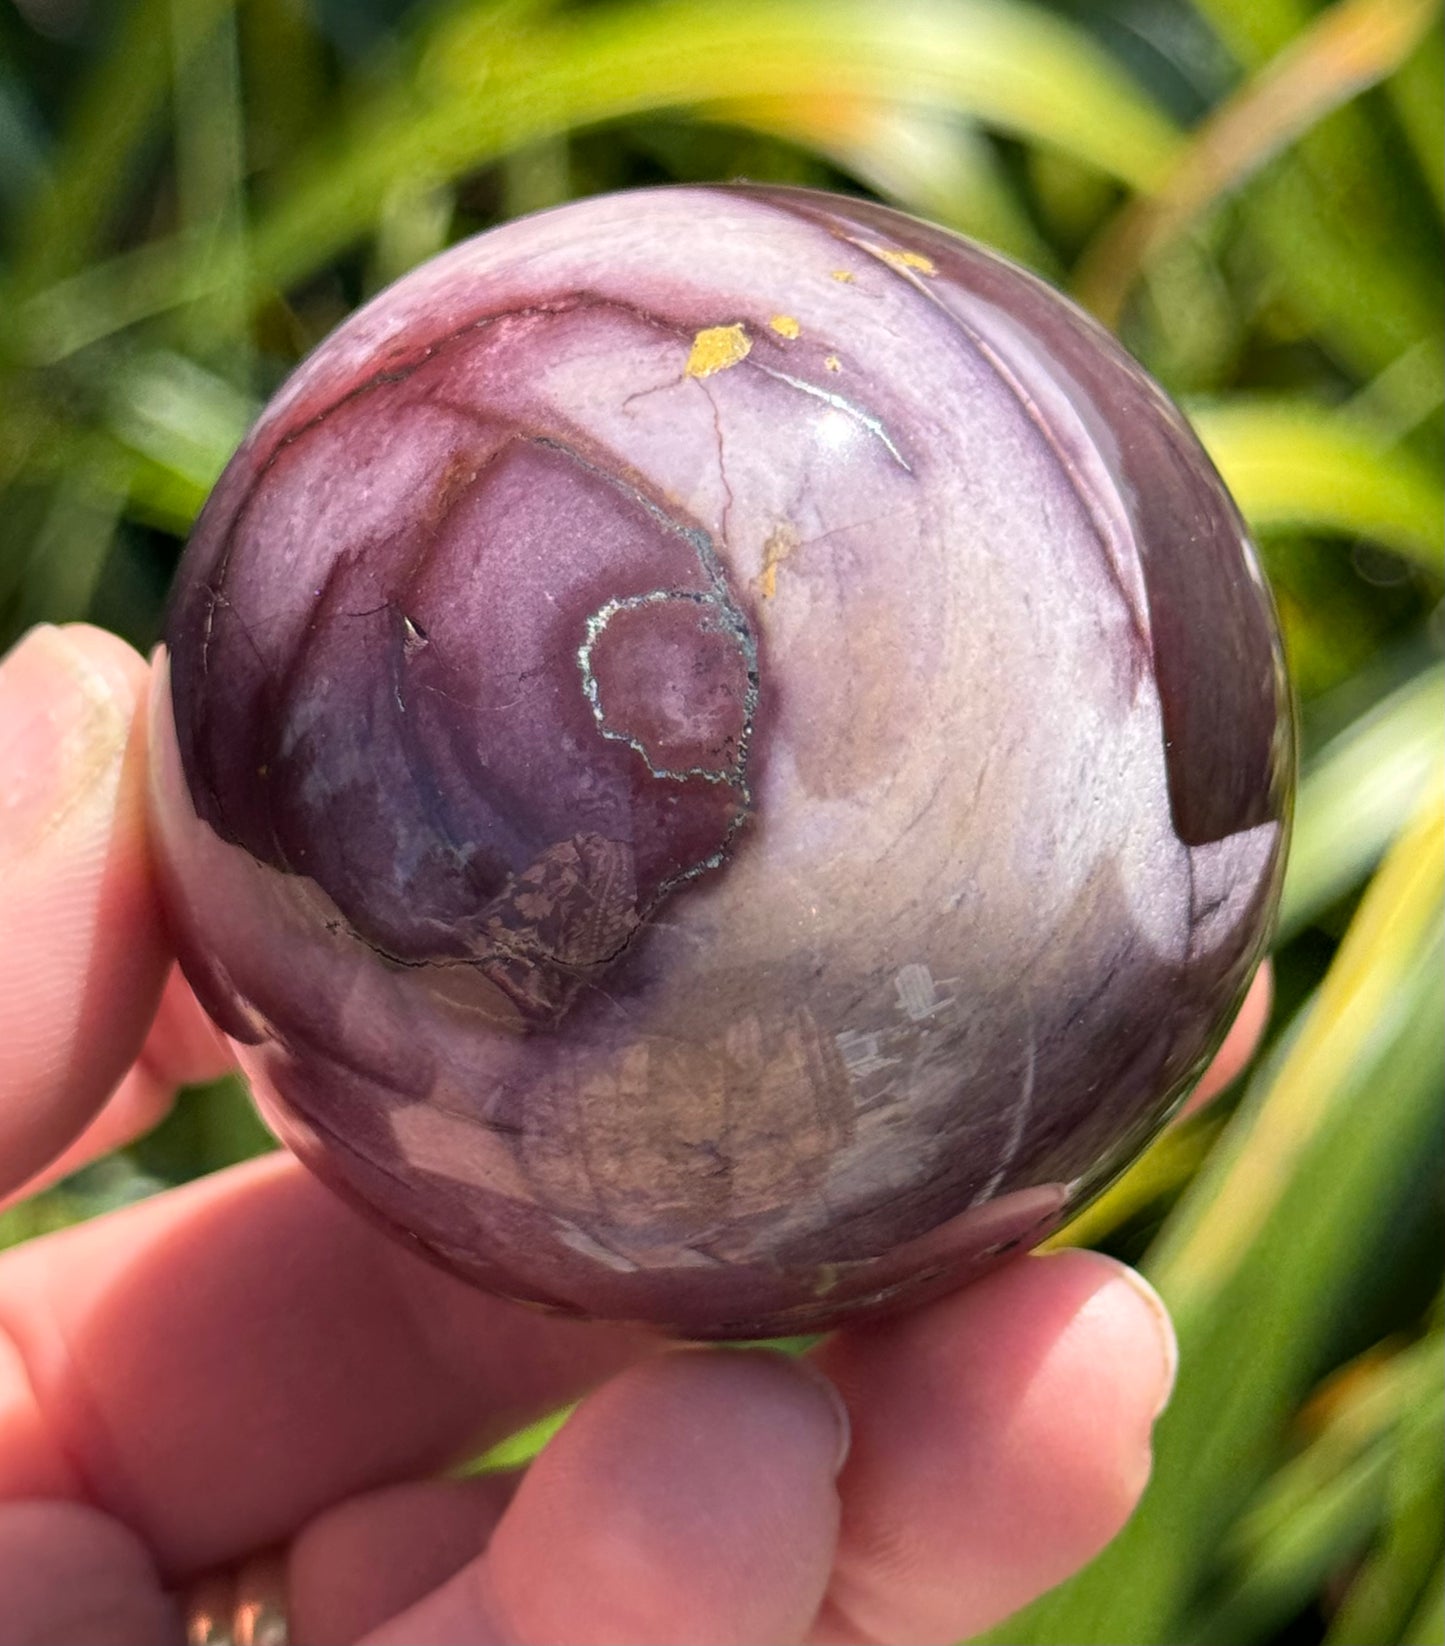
151 185 1293 1337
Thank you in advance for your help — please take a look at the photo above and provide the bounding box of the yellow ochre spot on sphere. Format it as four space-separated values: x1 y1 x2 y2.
879 247 937 275
829 269 855 283
823 354 842 372
758 521 800 601
768 314 801 339
685 323 752 378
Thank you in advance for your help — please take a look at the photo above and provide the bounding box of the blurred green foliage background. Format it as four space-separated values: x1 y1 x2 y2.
1 0 1441 1641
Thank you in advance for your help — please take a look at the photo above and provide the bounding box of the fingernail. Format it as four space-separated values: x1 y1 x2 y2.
0 624 131 860
792 1357 853 1476
1095 1257 1179 1420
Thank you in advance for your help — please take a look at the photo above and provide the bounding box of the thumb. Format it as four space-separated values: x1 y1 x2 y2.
0 623 169 1196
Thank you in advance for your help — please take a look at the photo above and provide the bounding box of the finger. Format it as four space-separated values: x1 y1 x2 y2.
1183 960 1273 1117
0 1155 653 1575
0 966 242 1208
136 964 236 1094
366 1351 848 1646
810 1249 1176 1645
289 1476 519 1646
0 1066 175 1211
0 624 168 1198
0 1500 178 1645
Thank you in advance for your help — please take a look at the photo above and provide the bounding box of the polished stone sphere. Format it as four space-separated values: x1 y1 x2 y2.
149 185 1293 1337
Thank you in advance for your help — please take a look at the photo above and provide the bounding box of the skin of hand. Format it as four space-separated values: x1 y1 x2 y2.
0 622 1270 1646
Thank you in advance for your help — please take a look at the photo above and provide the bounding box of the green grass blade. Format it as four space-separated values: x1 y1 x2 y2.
1402 1560 1445 1645
1238 153 1444 397
14 233 210 367
701 95 1059 273
5 345 253 542
1188 398 1445 572
1192 1334 1442 1646
1075 0 1441 327
1388 19 1444 210
1191 1446 1391 1644
367 179 459 295
12 481 123 630
1154 792 1443 1324
7 0 238 295
0 44 47 215
254 0 1179 291
1045 679 1443 1235
102 349 257 495
1345 338 1445 448
1188 0 1314 62
1280 664 1445 940
240 0 331 174
1188 0 1444 393
1326 1348 1445 1644
168 0 251 367
3 400 216 538
465 1403 577 1473
985 788 1445 1643
16 0 1181 350
0 1157 169 1252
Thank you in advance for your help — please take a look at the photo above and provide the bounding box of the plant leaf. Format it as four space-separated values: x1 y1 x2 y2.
1388 19 1445 210
1188 398 1445 572
1075 0 1442 326
169 0 251 366
1325 1343 1445 1644
16 0 1182 354
6 0 240 296
1187 0 1445 392
701 94 1059 273
1280 664 1445 941
1402 1560 1445 1645
1192 1333 1442 1645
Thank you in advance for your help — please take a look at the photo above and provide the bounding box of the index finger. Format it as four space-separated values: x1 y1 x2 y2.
0 624 169 1197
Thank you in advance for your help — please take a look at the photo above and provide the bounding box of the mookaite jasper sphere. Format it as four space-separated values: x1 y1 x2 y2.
151 185 1292 1337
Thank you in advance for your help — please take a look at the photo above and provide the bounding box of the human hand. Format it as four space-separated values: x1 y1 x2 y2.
0 622 1268 1645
